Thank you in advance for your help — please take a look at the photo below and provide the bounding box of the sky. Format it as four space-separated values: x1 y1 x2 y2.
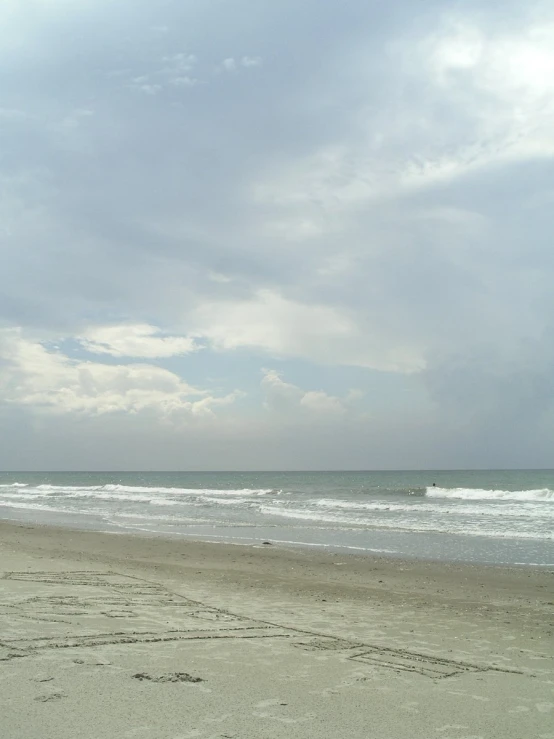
1 0 553 471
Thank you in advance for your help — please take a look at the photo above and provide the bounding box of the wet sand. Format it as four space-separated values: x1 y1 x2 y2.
1 521 553 738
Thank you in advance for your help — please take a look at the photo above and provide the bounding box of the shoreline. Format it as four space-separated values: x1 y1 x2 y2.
1 519 551 625
2 506 553 568
1 520 553 738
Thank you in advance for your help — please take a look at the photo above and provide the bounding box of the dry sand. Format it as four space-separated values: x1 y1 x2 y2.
0 521 552 739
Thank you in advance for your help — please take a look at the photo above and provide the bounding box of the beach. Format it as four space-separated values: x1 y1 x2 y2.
1 521 552 739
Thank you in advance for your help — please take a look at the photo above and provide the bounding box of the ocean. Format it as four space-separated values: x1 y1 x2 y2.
0 470 552 566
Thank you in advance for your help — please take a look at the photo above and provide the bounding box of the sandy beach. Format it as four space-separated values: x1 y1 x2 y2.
0 521 552 739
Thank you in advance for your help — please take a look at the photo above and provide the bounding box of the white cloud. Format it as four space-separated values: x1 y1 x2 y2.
220 56 262 73
0 329 237 420
131 80 163 95
300 390 345 414
261 369 347 415
427 18 554 99
163 53 197 70
129 52 200 94
396 15 554 182
241 56 262 68
260 370 364 418
163 53 198 87
207 271 233 284
253 13 554 217
78 324 199 358
222 58 236 71
401 17 554 181
191 288 352 352
260 369 303 409
190 289 425 373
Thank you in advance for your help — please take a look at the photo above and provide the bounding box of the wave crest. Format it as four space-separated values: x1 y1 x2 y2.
23 483 275 497
426 487 553 502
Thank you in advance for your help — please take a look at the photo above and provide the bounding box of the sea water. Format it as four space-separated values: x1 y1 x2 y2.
0 470 552 566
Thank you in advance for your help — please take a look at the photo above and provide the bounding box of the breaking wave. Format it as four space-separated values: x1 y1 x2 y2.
1 476 552 549
0 482 275 500
426 487 554 502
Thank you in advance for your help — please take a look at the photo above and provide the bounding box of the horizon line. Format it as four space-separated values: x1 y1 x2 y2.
1 468 553 474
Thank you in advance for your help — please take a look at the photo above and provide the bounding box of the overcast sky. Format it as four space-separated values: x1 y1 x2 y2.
1 0 553 470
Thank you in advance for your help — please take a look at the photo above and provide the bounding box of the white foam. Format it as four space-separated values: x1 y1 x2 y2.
201 496 252 506
31 483 274 497
259 505 553 540
1 478 552 545
426 487 554 502
260 505 352 524
0 500 76 515
311 497 553 519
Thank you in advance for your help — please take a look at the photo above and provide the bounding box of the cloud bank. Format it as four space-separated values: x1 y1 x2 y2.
0 0 552 469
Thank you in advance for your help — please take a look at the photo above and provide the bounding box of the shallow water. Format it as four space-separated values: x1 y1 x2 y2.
1 470 553 565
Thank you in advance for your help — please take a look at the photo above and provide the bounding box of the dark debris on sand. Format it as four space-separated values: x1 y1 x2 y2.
132 672 204 683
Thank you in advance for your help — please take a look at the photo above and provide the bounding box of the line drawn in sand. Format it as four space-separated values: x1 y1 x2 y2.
0 570 526 680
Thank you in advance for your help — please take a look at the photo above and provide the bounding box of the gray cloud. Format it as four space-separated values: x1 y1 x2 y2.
0 0 553 468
